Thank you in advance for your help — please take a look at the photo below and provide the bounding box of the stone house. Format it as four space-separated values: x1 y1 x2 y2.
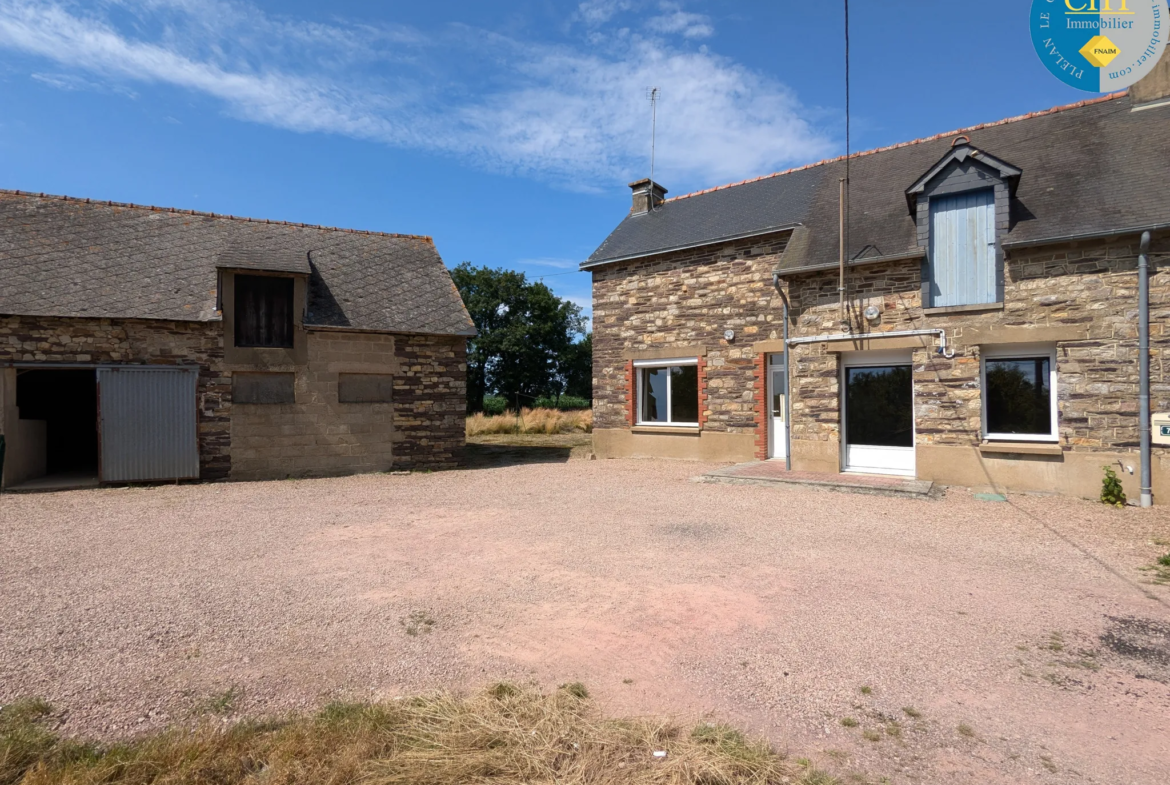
583 67 1170 502
0 191 474 489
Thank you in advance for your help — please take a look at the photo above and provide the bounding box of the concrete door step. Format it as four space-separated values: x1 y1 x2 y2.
698 461 935 499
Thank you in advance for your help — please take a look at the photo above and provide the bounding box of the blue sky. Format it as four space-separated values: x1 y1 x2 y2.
0 1 1095 326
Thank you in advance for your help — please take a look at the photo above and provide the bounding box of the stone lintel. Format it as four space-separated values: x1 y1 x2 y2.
825 336 931 353
978 441 1064 457
963 326 1089 345
625 345 707 361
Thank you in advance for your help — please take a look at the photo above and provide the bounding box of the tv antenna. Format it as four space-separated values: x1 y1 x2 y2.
647 86 660 209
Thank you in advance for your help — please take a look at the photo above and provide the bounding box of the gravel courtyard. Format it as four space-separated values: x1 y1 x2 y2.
2 456 1169 784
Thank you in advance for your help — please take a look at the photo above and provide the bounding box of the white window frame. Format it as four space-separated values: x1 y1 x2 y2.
980 344 1058 443
634 357 699 428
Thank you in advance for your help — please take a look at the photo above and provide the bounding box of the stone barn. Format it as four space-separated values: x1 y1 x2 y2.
0 191 474 490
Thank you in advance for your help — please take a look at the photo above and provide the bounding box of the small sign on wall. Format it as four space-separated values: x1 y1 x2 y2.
1153 414 1170 446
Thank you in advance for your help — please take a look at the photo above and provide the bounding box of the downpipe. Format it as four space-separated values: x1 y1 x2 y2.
1139 231 1152 508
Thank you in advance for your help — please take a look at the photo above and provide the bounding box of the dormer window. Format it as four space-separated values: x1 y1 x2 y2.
217 249 310 353
929 190 996 307
906 141 1021 310
234 274 294 348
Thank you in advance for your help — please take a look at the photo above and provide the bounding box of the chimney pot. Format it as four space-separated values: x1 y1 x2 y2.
1131 47 1170 108
629 178 667 214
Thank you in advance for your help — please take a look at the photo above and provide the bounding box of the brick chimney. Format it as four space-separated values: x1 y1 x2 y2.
629 179 667 214
1132 46 1170 108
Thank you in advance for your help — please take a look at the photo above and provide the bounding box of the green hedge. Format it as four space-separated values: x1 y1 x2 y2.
481 395 591 414
483 396 509 415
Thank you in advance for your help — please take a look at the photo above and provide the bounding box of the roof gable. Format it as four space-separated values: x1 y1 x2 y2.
905 142 1021 215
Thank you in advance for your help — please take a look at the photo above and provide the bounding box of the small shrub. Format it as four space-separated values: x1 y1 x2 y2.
839 717 859 728
1158 553 1170 568
902 706 922 719
482 396 509 415
1100 465 1127 508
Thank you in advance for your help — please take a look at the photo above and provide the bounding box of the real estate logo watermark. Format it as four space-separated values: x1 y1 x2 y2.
1031 0 1166 91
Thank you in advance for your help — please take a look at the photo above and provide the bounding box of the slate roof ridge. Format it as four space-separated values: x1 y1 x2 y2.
665 90 1129 204
0 188 434 243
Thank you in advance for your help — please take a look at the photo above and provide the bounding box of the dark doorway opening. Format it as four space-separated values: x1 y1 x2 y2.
16 369 99 480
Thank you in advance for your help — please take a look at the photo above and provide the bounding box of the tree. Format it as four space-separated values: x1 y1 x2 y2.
559 332 592 401
451 263 589 412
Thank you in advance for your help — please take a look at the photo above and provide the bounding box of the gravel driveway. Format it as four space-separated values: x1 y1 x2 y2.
2 457 1169 784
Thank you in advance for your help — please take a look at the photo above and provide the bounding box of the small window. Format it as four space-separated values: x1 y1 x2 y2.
235 275 294 348
981 346 1057 442
636 359 698 426
338 374 394 403
233 372 295 404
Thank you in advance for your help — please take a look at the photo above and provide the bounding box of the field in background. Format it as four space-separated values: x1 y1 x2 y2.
467 408 592 437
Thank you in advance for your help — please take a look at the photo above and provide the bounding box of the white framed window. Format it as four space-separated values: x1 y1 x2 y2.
634 358 699 427
980 344 1058 443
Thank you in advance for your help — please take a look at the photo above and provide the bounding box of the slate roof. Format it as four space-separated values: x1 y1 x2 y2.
0 192 476 336
583 92 1170 272
216 249 312 275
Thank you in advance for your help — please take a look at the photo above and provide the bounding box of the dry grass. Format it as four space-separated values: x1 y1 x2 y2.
467 408 593 437
2 685 835 785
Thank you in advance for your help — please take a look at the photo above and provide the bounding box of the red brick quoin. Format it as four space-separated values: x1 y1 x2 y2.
625 359 636 426
754 353 768 460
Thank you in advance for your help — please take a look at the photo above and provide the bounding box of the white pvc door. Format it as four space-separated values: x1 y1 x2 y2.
768 354 787 460
841 352 915 476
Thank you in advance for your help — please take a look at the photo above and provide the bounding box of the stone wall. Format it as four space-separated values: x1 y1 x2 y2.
228 330 399 480
779 234 1170 453
0 316 468 485
0 315 231 481
391 333 467 471
592 232 790 435
590 228 1170 497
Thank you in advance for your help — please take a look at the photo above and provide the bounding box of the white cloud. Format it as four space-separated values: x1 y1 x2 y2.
576 0 634 26
645 4 713 39
0 0 832 191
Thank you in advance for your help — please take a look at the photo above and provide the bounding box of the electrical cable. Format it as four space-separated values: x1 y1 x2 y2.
844 0 851 316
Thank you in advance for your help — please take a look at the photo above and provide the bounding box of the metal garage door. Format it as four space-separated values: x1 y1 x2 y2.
98 367 199 482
